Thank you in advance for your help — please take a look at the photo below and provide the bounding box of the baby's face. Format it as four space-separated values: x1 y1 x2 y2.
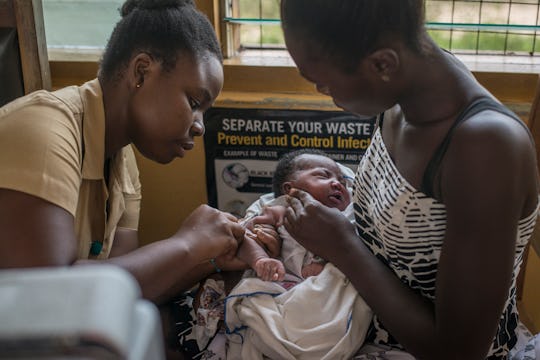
287 154 351 211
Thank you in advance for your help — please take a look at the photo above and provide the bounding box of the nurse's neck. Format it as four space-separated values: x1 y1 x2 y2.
100 78 131 160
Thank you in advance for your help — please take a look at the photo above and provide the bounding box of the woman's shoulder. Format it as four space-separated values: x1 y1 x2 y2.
454 100 533 150
443 100 537 202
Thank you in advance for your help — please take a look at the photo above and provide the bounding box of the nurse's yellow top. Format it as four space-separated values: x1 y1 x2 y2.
0 79 141 259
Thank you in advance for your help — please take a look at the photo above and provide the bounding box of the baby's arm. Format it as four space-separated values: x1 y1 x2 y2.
238 205 289 281
237 228 285 281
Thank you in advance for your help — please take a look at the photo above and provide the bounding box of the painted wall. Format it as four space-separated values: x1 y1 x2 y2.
522 247 540 333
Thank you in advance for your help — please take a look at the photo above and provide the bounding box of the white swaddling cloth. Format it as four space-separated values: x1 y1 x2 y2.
225 262 372 360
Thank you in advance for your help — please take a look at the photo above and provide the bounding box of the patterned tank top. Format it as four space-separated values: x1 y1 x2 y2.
353 98 539 358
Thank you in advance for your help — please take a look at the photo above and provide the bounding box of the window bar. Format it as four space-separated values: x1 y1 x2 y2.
223 17 280 24
224 17 540 33
529 2 540 56
477 0 483 55
220 0 233 57
259 0 263 49
449 0 455 52
503 1 511 55
426 23 540 32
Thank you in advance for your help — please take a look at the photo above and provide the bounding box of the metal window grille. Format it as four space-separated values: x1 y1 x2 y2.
426 0 540 55
222 0 540 57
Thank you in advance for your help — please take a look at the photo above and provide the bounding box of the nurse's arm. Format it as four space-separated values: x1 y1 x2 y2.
0 188 211 303
0 188 78 267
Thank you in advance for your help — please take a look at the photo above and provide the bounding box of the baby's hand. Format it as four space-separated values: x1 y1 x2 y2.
254 258 285 282
301 262 325 278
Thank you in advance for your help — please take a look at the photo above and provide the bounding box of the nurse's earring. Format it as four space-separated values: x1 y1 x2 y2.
381 74 390 82
136 70 145 89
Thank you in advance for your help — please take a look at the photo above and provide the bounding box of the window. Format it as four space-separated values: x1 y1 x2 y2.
222 0 540 58
222 0 283 57
42 0 122 50
426 0 540 56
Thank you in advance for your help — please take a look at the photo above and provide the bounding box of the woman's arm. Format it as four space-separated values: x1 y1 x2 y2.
284 116 537 359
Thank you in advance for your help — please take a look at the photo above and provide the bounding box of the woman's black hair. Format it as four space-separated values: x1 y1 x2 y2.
99 0 222 82
272 149 332 197
281 0 425 73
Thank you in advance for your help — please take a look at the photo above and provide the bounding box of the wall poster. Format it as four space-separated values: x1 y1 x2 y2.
204 107 376 217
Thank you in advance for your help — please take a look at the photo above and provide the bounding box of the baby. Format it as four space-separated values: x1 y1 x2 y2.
238 148 352 282
223 151 370 359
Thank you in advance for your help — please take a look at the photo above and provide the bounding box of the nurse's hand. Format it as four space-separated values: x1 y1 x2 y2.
177 205 244 263
283 189 357 264
214 252 248 272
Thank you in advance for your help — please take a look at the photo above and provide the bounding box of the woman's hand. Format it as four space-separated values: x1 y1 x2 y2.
283 189 357 264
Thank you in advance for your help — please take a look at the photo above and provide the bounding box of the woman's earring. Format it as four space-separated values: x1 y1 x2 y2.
381 74 390 82
136 83 142 88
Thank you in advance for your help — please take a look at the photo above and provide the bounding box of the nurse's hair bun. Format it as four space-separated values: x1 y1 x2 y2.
121 0 194 17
